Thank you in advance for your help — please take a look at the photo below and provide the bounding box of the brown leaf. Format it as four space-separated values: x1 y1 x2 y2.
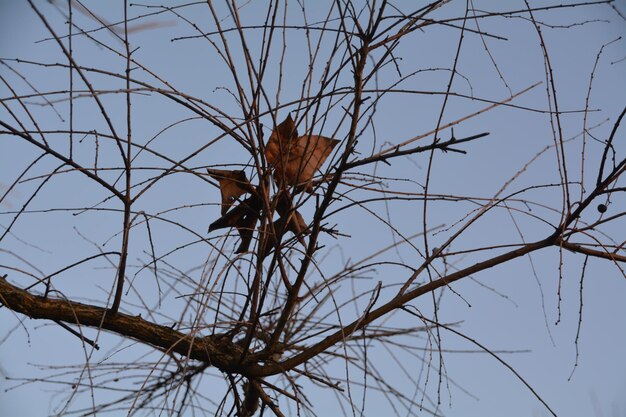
265 115 339 191
285 134 339 191
207 168 254 215
208 195 261 253
234 209 260 253
259 215 305 259
276 192 308 237
265 114 298 167
258 216 286 259
256 192 308 258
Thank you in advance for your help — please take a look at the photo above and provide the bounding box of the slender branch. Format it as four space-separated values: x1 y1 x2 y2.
0 120 124 200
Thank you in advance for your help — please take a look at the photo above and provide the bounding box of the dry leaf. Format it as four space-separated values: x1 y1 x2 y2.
206 116 332 254
265 114 298 167
259 215 305 258
207 168 254 215
256 192 308 258
234 209 260 253
265 115 339 191
258 217 286 258
276 192 307 237
284 134 339 191
208 195 261 253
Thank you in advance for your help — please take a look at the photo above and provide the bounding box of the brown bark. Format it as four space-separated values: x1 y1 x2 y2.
0 275 245 373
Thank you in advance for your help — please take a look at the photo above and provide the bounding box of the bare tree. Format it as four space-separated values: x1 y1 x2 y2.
1 1 625 416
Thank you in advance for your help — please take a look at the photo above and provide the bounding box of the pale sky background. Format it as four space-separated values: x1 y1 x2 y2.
1 1 626 416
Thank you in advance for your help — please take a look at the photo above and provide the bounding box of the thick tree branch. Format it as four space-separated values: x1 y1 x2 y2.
0 275 244 373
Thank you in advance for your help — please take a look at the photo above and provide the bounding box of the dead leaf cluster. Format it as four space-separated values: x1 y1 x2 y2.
208 115 339 254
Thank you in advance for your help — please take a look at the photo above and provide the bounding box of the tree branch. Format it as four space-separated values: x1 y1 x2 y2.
0 275 244 373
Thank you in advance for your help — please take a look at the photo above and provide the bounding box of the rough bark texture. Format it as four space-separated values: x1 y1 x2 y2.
0 275 245 373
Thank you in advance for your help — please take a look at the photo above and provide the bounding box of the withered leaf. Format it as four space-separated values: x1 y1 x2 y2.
208 195 261 253
285 134 339 191
265 114 298 167
265 115 339 191
276 192 308 237
258 217 286 259
207 168 254 215
256 192 308 258
259 215 305 259
234 210 260 253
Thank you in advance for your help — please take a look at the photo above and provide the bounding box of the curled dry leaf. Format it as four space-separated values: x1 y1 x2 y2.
266 115 339 192
207 168 255 215
276 192 307 237
259 216 288 258
208 191 307 255
258 192 307 257
208 195 261 253
259 214 306 258
233 209 260 253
